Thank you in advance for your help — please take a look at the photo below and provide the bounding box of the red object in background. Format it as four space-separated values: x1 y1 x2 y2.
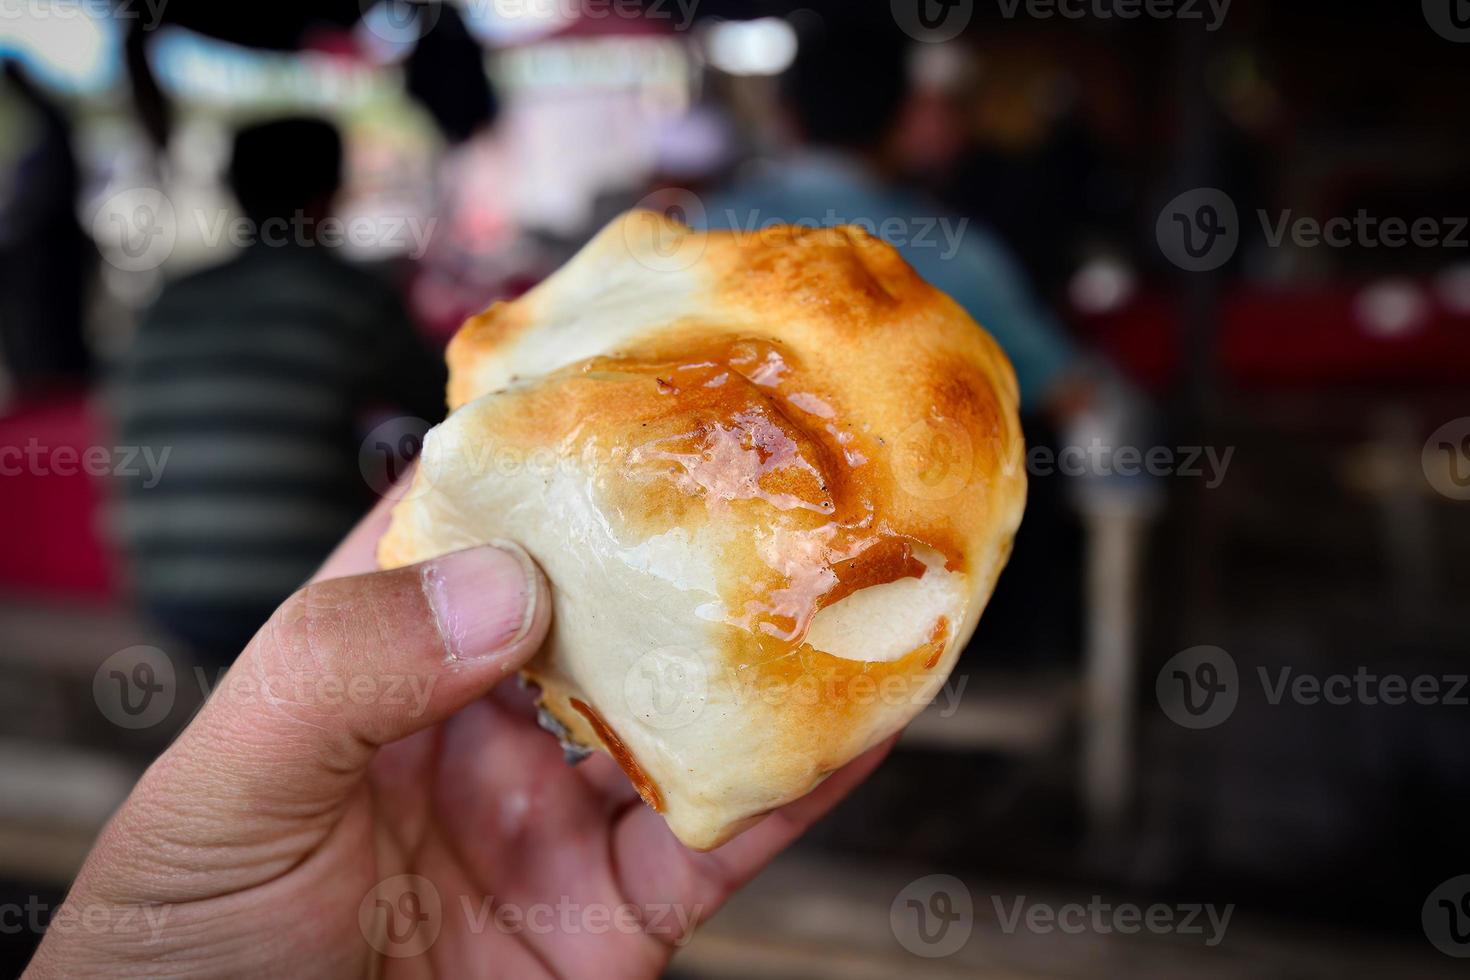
1075 281 1470 391
0 391 118 601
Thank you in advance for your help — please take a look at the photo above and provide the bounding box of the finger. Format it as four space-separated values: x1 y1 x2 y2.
612 737 895 944
142 543 551 848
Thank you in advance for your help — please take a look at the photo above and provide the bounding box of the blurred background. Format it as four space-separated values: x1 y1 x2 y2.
2 0 1469 976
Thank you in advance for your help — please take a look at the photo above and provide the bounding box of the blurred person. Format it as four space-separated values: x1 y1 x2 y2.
115 117 446 668
702 16 1087 418
403 5 555 340
0 60 93 392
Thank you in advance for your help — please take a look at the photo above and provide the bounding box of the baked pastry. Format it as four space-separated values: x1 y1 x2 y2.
379 210 1026 849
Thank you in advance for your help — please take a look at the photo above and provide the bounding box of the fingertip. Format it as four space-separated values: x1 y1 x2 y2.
422 542 550 667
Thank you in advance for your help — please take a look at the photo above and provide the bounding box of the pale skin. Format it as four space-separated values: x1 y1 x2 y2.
27 491 891 978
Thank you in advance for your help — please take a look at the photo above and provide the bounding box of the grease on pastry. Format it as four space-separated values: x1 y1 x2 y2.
379 211 1026 850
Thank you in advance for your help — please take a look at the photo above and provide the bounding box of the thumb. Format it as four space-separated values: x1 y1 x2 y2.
155 543 549 826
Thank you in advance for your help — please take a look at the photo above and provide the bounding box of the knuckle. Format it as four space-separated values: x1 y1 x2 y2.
261 580 354 676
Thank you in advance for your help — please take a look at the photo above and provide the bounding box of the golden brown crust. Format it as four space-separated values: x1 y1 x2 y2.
380 211 1026 849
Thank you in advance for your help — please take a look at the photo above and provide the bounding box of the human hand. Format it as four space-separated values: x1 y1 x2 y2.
27 494 890 978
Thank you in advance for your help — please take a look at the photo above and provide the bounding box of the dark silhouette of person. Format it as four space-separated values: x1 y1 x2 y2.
116 117 446 667
0 60 93 389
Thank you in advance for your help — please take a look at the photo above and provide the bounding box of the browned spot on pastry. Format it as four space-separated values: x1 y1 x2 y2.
570 698 664 812
727 614 954 740
446 301 535 408
923 617 950 669
825 537 926 610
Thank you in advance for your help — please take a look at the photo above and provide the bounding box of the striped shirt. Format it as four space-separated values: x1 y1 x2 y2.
115 244 445 615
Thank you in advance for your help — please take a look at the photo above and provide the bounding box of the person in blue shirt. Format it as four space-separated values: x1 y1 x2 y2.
701 18 1084 416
